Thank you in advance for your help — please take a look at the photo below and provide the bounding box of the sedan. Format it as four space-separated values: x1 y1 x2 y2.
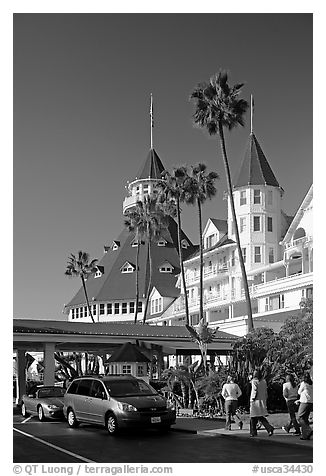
21 385 66 421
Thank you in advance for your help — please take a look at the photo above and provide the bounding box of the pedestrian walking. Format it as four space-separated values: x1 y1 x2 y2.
221 375 243 430
249 369 274 437
297 372 313 440
282 373 301 435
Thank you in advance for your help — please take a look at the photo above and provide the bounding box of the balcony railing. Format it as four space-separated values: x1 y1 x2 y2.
186 265 229 283
285 236 312 249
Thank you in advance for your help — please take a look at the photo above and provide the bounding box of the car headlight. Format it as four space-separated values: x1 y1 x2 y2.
47 405 59 409
117 402 138 412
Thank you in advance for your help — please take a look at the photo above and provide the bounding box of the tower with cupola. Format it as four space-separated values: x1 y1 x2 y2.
228 97 285 281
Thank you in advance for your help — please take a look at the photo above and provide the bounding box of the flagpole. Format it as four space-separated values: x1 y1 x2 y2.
150 93 153 149
250 94 254 134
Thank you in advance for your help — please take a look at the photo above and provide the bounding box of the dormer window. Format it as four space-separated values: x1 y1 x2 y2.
181 239 189 249
131 239 144 247
94 266 104 278
157 238 167 247
112 241 120 251
159 261 174 273
121 261 135 273
104 246 110 254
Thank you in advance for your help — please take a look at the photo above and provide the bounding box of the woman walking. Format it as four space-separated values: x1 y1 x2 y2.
249 369 274 437
282 373 301 435
297 372 313 440
221 375 243 430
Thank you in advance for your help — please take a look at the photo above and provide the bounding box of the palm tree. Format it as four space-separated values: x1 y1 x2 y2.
184 163 218 323
128 196 169 324
186 318 217 375
65 250 98 323
157 167 191 325
124 206 147 323
190 70 254 332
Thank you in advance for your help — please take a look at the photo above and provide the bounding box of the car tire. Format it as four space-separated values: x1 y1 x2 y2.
106 413 119 435
38 405 45 421
67 409 79 428
21 402 29 418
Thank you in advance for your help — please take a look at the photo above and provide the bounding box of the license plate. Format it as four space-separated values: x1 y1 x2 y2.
151 416 161 423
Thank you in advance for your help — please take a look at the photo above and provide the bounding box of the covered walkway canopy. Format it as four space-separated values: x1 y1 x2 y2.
13 319 238 403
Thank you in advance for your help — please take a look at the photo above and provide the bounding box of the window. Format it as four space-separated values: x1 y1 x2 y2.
280 294 285 309
254 246 261 263
129 302 135 314
137 365 145 376
94 269 102 278
67 380 79 394
159 263 173 273
157 239 167 247
267 190 273 205
137 302 142 312
267 217 273 232
114 303 120 314
93 304 97 315
253 216 261 232
231 221 235 235
107 303 112 314
121 262 135 273
122 365 132 374
84 306 88 317
76 379 92 396
112 241 120 251
269 247 274 264
80 307 84 318
90 380 107 399
240 190 247 205
75 308 79 319
231 251 235 267
240 217 246 233
241 247 246 263
265 298 269 312
181 239 189 249
131 240 139 247
206 234 214 249
99 304 105 315
254 189 261 204
71 309 75 319
122 302 127 314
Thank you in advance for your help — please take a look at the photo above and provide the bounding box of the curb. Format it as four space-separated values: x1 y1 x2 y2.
197 430 313 448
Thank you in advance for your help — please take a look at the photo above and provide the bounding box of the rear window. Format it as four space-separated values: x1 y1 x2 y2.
38 387 66 398
104 379 157 397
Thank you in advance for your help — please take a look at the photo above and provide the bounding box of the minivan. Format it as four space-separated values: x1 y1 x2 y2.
63 375 176 435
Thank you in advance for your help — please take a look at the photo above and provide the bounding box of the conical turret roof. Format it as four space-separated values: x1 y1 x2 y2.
135 148 165 180
234 133 280 188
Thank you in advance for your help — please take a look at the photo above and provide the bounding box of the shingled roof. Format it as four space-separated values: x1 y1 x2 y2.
234 133 280 188
107 342 150 363
65 216 196 310
135 148 165 180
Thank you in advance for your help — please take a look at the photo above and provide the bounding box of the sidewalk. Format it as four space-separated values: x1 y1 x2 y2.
172 417 313 447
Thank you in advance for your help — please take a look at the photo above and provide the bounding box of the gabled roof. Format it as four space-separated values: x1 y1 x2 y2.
135 148 165 180
234 133 280 188
65 216 196 308
107 342 150 363
185 233 235 261
280 185 313 245
208 218 228 234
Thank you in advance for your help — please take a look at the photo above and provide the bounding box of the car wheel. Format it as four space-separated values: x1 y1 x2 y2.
67 409 79 428
106 414 119 435
38 405 45 421
21 402 28 418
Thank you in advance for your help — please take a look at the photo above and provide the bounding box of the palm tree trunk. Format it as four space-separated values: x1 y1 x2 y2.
197 198 204 322
143 237 152 324
218 122 254 332
176 197 190 325
134 240 140 323
81 275 95 323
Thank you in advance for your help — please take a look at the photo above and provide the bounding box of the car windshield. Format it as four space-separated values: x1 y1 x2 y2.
37 387 66 398
104 380 157 397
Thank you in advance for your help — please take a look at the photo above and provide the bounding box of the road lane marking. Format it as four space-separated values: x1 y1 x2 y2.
13 427 95 463
21 416 33 424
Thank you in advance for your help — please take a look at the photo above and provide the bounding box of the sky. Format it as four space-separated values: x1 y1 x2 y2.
13 13 312 320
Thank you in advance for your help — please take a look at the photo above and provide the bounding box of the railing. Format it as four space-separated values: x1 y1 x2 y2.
285 236 312 249
186 265 229 283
